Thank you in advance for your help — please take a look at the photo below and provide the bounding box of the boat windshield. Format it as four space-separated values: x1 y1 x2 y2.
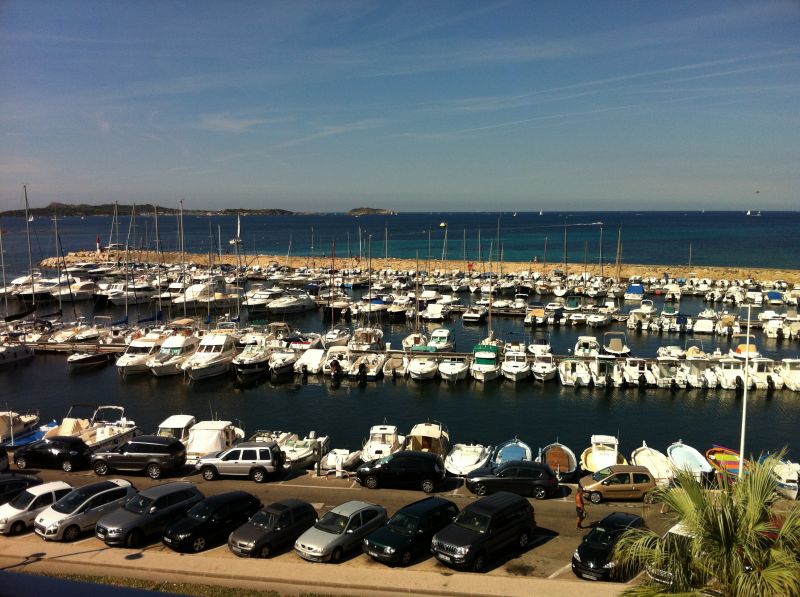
386 512 420 537
124 494 153 514
9 490 36 510
160 347 182 357
157 427 181 439
315 511 348 534
125 345 152 355
249 510 278 531
371 433 392 444
592 467 614 482
454 510 490 534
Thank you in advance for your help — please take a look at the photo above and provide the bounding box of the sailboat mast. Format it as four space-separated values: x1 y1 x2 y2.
154 206 162 314
124 204 136 318
543 237 548 274
0 220 7 316
599 226 604 278
52 212 63 315
23 185 35 309
688 243 692 269
562 223 568 278
615 227 622 280
107 201 117 263
179 199 186 317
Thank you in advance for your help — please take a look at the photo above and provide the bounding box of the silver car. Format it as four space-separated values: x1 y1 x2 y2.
294 500 387 563
35 479 136 541
195 441 284 483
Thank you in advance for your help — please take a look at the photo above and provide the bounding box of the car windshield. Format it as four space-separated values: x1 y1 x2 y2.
52 488 92 514
377 454 394 465
454 510 490 534
387 512 419 537
124 494 153 514
187 502 212 521
585 526 620 546
315 511 348 534
250 510 278 530
9 490 36 510
592 467 614 482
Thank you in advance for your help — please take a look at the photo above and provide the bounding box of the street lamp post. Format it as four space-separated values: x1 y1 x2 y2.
738 303 751 479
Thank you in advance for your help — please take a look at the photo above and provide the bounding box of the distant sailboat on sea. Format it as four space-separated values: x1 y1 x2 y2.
539 210 543 216
746 210 762 217
27 215 33 222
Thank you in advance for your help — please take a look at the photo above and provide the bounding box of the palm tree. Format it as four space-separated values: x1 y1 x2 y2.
613 452 800 596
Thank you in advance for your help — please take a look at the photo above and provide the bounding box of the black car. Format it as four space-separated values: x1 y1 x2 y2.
356 451 446 493
572 511 645 581
163 491 262 552
431 491 536 572
465 460 560 499
14 436 92 472
0 446 8 473
96 482 204 548
92 435 186 479
363 496 459 566
228 498 317 558
0 473 42 505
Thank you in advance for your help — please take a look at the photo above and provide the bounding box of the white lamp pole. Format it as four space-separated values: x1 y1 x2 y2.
738 303 751 479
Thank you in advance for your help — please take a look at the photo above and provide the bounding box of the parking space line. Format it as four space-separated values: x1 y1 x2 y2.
547 563 572 579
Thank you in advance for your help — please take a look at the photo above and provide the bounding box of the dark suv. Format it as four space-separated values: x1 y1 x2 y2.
364 496 459 566
163 491 262 553
0 446 8 473
14 436 92 472
0 473 42 505
356 451 446 493
96 482 204 547
228 498 318 558
91 435 186 479
431 491 536 572
465 461 560 499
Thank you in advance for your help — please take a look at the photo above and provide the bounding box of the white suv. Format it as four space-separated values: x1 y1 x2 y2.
0 481 73 535
35 479 136 541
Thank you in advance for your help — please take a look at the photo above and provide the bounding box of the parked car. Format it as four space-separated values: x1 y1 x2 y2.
14 436 92 473
363 496 459 566
431 491 536 572
356 451 446 493
95 482 204 548
228 498 318 558
0 473 42 505
646 522 694 586
579 465 657 504
0 446 8 473
0 481 73 535
162 490 261 552
35 479 136 542
294 501 387 563
572 512 646 581
196 441 285 483
91 435 187 480
465 460 560 499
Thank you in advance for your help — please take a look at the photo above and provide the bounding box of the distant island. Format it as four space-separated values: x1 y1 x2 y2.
0 202 296 218
347 207 397 216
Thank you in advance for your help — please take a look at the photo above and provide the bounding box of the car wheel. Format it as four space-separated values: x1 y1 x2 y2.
63 525 81 542
518 529 530 550
126 529 142 548
473 483 488 496
364 475 378 489
589 491 603 504
251 468 266 483
146 463 162 479
421 479 435 494
259 544 271 558
532 486 547 500
94 461 109 476
192 536 206 552
61 459 74 473
15 457 27 470
401 550 412 566
330 547 343 563
472 551 486 573
201 466 217 481
10 521 25 536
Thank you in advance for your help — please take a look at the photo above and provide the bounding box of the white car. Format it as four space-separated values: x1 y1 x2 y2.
35 479 136 541
0 481 72 535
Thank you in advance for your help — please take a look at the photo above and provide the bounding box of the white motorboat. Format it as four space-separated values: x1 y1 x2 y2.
322 346 357 377
532 354 558 382
405 421 450 458
776 358 800 391
444 443 492 476
266 292 317 315
347 327 385 351
651 356 687 390
289 332 322 351
427 327 455 352
249 429 298 445
622 357 657 387
558 358 592 387
67 352 111 371
349 352 386 381
181 333 237 381
573 335 600 358
0 411 41 445
321 324 351 348
536 441 578 481
268 349 298 378
631 441 673 486
361 424 405 461
294 348 326 375
438 355 470 382
401 331 427 351
666 439 713 480
461 305 488 324
602 331 631 357
382 352 409 378
589 355 625 388
232 339 272 376
146 333 200 377
747 357 783 391
501 350 531 382
772 459 800 500
714 357 752 391
322 448 362 472
0 343 35 367
45 404 139 453
406 349 440 381
685 346 718 389
492 438 533 464
282 433 331 469
580 435 627 473
470 344 501 382
116 332 168 376
184 420 245 464
156 414 196 443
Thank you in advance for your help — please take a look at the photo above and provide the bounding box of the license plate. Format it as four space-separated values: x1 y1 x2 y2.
368 550 381 557
581 573 598 580
438 554 451 562
163 537 173 543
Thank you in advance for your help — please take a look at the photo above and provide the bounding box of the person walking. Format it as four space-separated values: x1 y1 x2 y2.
575 489 586 529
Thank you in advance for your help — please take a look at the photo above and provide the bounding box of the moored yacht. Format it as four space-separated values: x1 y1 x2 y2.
181 333 237 381
116 331 168 376
146 333 200 377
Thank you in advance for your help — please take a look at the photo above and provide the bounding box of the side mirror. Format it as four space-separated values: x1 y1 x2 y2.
601 480 609 486
149 506 158 514
346 528 354 534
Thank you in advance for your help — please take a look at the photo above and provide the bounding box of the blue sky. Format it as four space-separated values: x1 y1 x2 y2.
1 1 798 211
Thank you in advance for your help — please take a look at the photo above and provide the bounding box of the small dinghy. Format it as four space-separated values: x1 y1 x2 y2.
667 439 714 480
445 442 492 476
492 437 533 464
323 448 362 472
580 435 627 473
706 445 746 477
631 441 673 486
536 441 577 481
770 458 800 500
